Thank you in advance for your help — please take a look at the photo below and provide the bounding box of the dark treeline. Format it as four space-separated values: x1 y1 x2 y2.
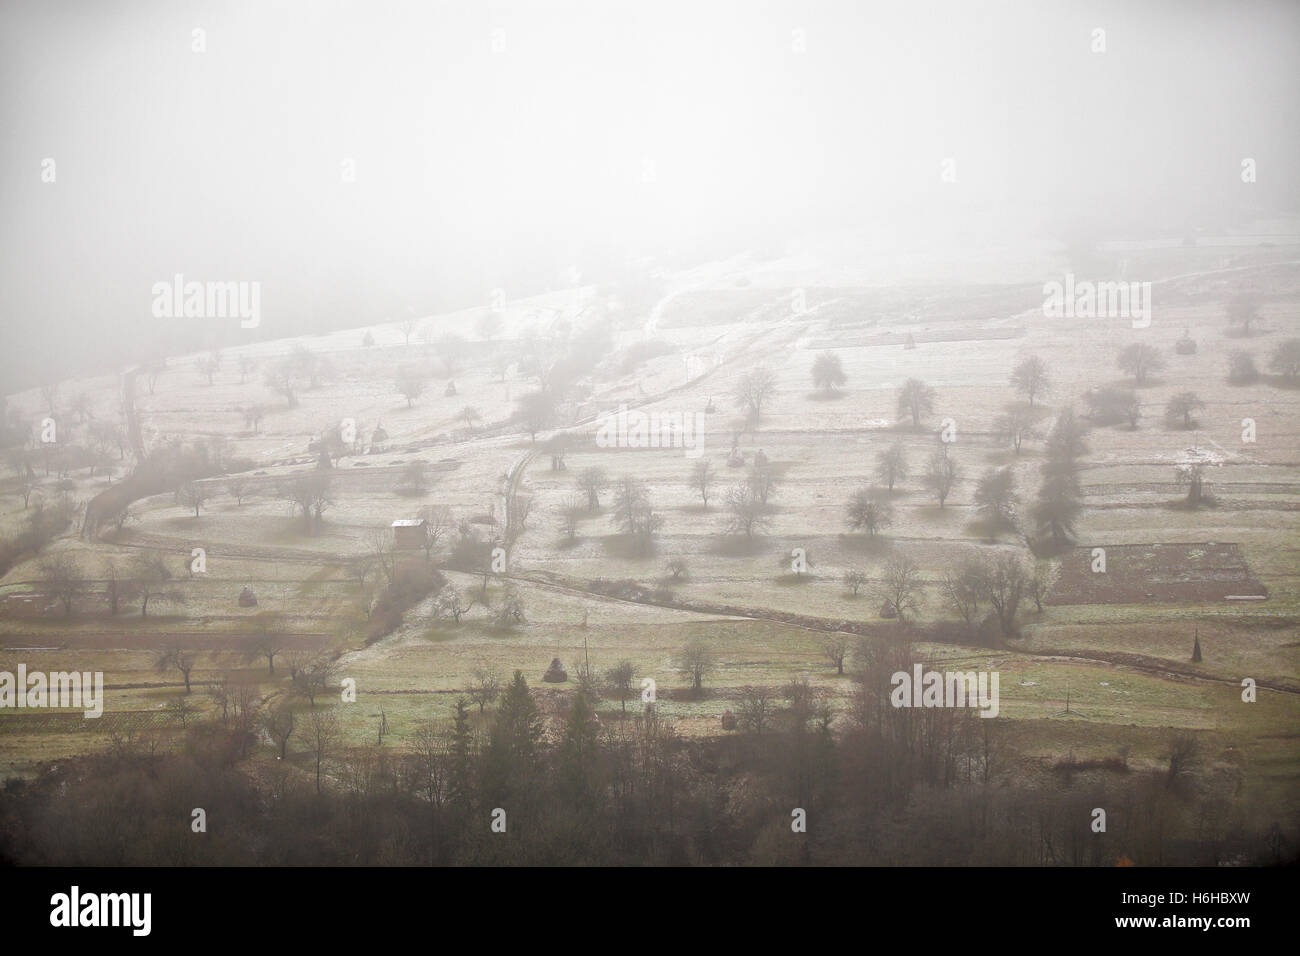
0 647 1292 866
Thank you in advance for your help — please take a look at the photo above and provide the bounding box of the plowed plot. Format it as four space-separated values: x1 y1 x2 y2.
1049 542 1268 605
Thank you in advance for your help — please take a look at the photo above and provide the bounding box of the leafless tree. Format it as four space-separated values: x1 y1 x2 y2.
154 644 199 694
994 406 1039 454
175 481 210 517
396 365 426 407
734 366 777 421
306 706 342 794
725 482 769 541
132 551 178 616
897 378 935 428
824 634 850 674
1165 391 1205 430
812 352 846 394
606 659 638 714
842 568 867 597
1010 355 1050 406
264 701 296 759
558 494 584 541
676 639 716 692
227 476 253 505
924 449 960 508
737 686 774 734
39 553 86 617
881 557 924 621
576 466 608 512
468 665 502 714
690 458 715 508
846 488 893 536
418 504 453 559
246 612 285 673
280 473 333 534
876 441 908 490
1117 342 1166 385
293 654 338 707
263 357 301 408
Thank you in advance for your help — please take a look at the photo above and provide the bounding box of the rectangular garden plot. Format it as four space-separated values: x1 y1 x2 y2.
1048 542 1268 605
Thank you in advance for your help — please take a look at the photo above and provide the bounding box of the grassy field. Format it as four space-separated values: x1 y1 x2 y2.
2 242 1298 817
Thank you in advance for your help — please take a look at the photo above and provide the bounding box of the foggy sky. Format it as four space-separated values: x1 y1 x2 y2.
1 0 1297 393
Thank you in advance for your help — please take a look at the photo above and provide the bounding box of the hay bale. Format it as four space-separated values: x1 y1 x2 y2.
542 658 568 683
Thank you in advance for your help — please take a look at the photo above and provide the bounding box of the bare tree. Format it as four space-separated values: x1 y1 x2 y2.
676 638 716 692
974 554 1029 637
242 404 265 433
396 365 426 407
606 659 638 714
558 494 584 541
132 551 178 617
1010 355 1050 406
845 488 893 536
175 481 210 517
459 406 482 432
280 473 333 535
924 449 960 508
227 476 254 505
1226 293 1260 335
155 644 199 694
1029 563 1056 612
246 612 285 673
690 458 715 509
292 654 338 707
940 563 983 630
577 466 608 512
418 504 453 559
1165 391 1205 430
736 686 774 734
306 707 342 794
973 467 1018 532
994 406 1039 453
399 316 419 348
39 553 86 617
264 702 296 760
734 366 778 422
724 482 770 541
897 378 935 428
468 665 502 714
1117 342 1166 385
1175 460 1208 506
434 585 474 623
812 352 846 394
842 568 867 597
881 557 924 621
824 634 850 674
876 441 908 491
263 358 301 408
514 390 555 441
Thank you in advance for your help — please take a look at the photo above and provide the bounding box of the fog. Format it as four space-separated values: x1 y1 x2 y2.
2 0 1297 392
